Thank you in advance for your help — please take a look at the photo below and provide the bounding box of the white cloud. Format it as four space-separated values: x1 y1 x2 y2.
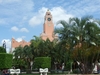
11 36 26 42
0 19 8 25
65 0 100 17
29 7 47 27
16 38 23 42
22 16 27 21
0 0 20 4
29 16 42 26
0 0 2 3
11 26 29 33
51 7 74 25
11 26 19 32
20 28 29 32
29 7 74 27
0 0 34 27
15 36 27 42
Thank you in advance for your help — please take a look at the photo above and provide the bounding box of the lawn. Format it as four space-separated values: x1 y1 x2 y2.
19 74 66 75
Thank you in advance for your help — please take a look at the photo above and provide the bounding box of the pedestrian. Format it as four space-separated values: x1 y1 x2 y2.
62 63 64 73
97 64 100 74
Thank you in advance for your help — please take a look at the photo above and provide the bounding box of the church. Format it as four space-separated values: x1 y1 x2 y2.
40 10 57 41
10 10 57 53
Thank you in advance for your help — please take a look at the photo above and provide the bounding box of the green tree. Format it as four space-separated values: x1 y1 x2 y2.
13 46 23 58
55 16 100 73
13 45 33 73
70 16 100 73
30 36 43 57
23 45 33 69
13 46 26 69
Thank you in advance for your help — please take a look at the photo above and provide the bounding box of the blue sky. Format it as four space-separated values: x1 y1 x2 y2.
0 0 100 53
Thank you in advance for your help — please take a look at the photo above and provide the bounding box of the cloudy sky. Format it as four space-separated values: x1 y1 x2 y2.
0 0 100 53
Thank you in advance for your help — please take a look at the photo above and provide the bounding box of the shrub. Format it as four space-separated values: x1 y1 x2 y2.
72 69 80 74
33 57 51 69
12 58 26 67
0 53 13 69
0 47 6 53
66 60 73 71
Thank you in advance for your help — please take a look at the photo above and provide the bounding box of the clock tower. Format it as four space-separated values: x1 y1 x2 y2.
41 10 55 41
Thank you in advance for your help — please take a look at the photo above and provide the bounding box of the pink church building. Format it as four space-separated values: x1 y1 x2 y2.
10 10 57 53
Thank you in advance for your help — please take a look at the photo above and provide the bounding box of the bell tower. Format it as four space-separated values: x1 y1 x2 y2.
41 10 55 41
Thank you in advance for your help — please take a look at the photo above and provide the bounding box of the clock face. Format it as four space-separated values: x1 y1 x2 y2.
48 24 50 26
48 18 51 21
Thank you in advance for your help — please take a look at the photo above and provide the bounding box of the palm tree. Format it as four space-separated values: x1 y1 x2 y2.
70 16 100 47
30 36 43 57
55 16 100 73
13 46 25 69
13 46 23 59
23 45 33 69
55 20 76 59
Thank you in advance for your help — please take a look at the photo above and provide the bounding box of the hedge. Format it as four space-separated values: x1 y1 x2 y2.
0 47 6 53
0 53 13 69
34 57 51 69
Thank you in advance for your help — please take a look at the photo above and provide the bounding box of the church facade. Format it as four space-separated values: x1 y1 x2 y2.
10 38 30 53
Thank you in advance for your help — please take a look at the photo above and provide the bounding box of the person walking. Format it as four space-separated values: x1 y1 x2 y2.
62 63 64 73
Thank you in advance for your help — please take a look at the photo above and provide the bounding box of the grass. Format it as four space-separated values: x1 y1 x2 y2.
19 71 72 75
19 74 66 75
